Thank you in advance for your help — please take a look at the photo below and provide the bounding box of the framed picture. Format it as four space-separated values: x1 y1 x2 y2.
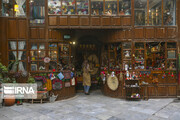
31 64 37 71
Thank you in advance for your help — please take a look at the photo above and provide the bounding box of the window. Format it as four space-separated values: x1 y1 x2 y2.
149 0 162 25
62 0 75 15
48 0 61 15
30 43 46 71
123 42 132 70
134 43 145 70
146 42 165 70
1 0 13 16
105 0 117 16
163 0 176 25
77 0 89 15
134 0 147 25
167 42 177 70
91 0 103 15
8 41 26 72
14 0 26 17
119 0 131 15
29 0 45 25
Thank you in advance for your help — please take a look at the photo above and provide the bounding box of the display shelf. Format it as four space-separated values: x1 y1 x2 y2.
125 79 140 100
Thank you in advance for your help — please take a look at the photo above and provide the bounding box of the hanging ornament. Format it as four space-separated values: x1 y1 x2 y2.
53 69 56 72
140 73 142 77
162 73 166 79
147 73 149 78
168 72 170 75
171 72 174 77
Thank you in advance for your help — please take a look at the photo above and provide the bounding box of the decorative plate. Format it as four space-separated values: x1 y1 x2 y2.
107 75 119 91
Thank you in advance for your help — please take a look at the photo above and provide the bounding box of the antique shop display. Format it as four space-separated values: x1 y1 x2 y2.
48 0 61 15
30 0 45 25
62 0 75 15
0 0 179 101
77 0 89 15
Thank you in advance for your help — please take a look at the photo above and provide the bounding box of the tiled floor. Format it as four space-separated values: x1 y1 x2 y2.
0 91 180 120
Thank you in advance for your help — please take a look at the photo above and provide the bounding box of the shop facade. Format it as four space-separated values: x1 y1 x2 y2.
0 0 180 100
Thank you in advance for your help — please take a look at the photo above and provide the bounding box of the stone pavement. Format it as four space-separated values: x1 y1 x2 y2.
0 90 180 120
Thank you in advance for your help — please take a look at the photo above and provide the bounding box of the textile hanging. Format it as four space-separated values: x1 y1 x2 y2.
15 0 26 16
18 41 26 71
10 41 17 71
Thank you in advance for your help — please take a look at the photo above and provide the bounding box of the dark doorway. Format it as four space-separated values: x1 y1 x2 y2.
74 35 102 91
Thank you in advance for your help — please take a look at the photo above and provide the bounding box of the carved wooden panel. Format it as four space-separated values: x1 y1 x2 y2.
80 17 89 26
122 17 131 26
18 20 26 39
102 17 111 26
168 86 177 96
158 86 167 96
30 28 38 39
148 87 156 96
134 28 144 39
8 19 17 39
156 28 166 38
48 30 52 39
69 16 79 26
119 30 126 39
126 29 132 39
91 17 100 26
51 30 59 39
49 16 57 26
39 28 45 39
112 17 121 26
59 16 68 26
167 28 176 39
145 28 155 39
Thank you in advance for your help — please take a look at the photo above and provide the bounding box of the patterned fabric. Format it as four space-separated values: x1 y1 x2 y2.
52 78 62 90
46 79 52 91
63 70 71 80
58 72 64 80
34 76 47 84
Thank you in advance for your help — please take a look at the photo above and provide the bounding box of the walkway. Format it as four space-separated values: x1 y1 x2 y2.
0 91 180 120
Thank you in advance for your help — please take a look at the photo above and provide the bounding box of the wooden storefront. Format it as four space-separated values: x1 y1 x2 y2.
0 0 180 99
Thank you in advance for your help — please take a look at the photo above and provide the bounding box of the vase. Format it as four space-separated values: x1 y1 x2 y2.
4 95 15 106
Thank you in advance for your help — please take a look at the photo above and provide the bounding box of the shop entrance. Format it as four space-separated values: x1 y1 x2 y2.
74 35 102 91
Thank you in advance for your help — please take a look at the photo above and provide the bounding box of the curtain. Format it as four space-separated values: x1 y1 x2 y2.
15 0 26 16
18 41 26 71
10 42 17 71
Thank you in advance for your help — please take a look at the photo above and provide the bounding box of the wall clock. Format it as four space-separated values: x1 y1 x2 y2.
107 75 119 91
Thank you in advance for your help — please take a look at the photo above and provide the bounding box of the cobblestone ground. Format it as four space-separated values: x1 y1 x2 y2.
0 90 180 120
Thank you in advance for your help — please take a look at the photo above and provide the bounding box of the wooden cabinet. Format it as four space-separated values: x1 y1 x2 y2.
145 28 155 39
91 17 101 26
8 19 17 39
156 28 166 38
59 16 68 26
49 16 57 26
134 28 144 39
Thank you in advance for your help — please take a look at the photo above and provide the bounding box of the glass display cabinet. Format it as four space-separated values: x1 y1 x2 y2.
29 0 45 25
167 42 177 70
119 0 131 15
48 0 61 15
149 0 162 25
77 0 89 15
62 0 75 15
123 42 132 71
134 0 147 25
30 43 46 71
91 0 103 15
163 0 176 26
105 0 117 16
146 42 165 70
134 42 145 70
1 0 13 16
